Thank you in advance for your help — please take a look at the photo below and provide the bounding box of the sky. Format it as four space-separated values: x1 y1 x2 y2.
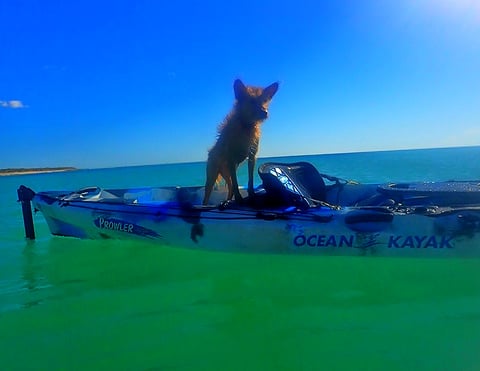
1 0 479 169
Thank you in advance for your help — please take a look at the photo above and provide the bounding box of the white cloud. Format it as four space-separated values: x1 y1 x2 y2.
0 100 27 109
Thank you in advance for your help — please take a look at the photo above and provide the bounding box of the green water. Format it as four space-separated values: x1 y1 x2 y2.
3 238 480 370
2 148 480 370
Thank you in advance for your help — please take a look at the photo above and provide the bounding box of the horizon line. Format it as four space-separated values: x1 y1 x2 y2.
76 144 479 171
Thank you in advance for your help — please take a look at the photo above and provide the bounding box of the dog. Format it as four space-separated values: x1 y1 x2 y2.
203 79 279 205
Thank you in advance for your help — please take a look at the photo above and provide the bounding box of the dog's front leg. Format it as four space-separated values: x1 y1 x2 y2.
247 155 256 198
203 159 217 205
228 161 243 202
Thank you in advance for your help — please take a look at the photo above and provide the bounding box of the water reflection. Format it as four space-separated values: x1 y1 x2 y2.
20 241 52 309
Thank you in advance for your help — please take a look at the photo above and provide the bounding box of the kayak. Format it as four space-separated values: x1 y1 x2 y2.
18 162 480 258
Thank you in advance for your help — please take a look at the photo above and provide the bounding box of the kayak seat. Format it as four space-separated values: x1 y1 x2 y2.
258 162 326 208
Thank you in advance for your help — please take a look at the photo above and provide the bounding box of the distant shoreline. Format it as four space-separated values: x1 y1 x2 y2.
0 167 77 176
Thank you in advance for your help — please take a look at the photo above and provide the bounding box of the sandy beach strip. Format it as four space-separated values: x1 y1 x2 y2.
0 168 77 176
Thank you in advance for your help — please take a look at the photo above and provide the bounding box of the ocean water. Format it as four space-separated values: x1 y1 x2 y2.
1 147 480 370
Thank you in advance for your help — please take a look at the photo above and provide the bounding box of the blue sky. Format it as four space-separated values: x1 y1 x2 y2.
1 0 479 169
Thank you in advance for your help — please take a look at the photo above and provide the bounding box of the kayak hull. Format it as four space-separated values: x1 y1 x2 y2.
31 184 480 258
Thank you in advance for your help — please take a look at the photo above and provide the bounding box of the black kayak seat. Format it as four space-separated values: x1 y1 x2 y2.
258 162 326 208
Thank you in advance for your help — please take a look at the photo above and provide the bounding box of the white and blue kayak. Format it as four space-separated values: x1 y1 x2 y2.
18 162 480 258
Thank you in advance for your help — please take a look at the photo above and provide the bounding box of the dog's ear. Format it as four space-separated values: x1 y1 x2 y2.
233 79 247 100
262 82 279 101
